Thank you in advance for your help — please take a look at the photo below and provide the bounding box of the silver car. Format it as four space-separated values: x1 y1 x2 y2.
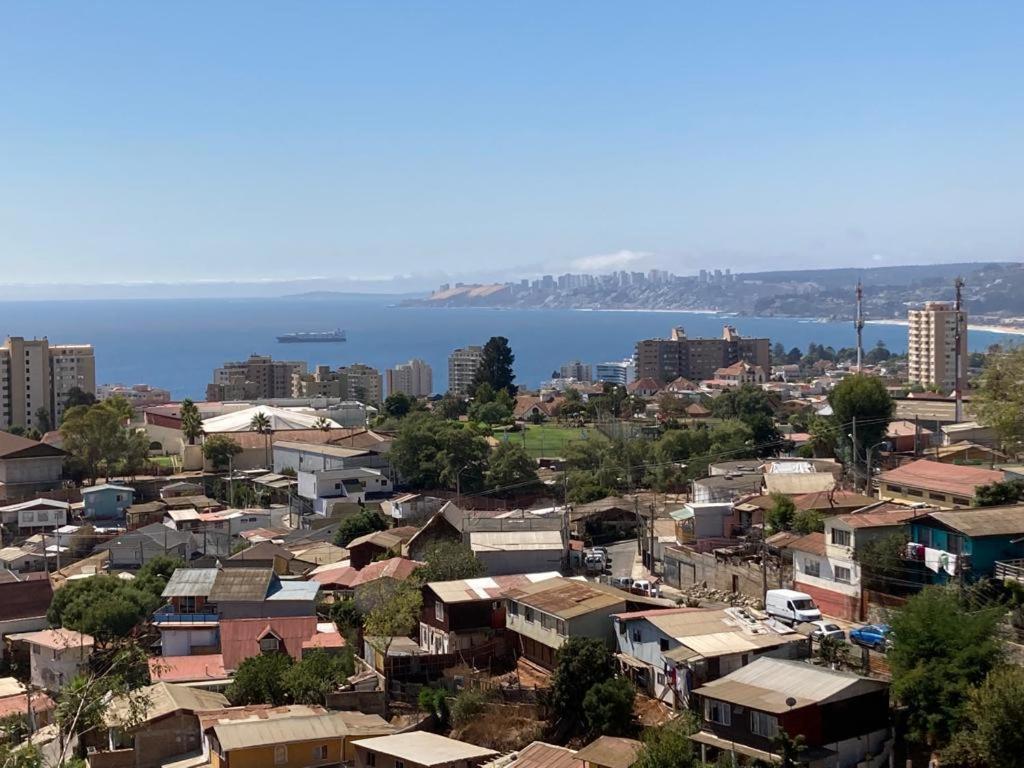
808 620 846 642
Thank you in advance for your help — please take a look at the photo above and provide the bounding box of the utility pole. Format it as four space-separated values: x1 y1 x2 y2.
954 276 965 423
648 503 656 573
850 416 858 490
854 280 865 371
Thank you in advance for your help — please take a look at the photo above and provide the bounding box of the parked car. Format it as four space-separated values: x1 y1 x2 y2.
630 579 661 597
807 620 846 642
764 589 822 625
849 623 892 651
590 546 608 558
584 553 606 573
610 576 634 590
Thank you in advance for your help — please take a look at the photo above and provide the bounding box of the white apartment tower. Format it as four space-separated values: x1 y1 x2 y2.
387 358 433 398
907 302 967 394
0 337 96 431
559 360 592 382
447 346 484 396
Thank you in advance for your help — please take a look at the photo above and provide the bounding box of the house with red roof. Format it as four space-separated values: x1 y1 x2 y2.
876 459 1004 508
220 617 344 671
626 378 662 398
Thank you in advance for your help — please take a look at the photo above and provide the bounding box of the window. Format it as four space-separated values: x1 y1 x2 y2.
434 601 445 621
396 762 405 768
928 492 947 502
947 534 965 555
834 566 852 584
367 753 376 767
555 619 566 635
524 607 535 623
312 745 328 760
804 558 820 577
704 699 731 725
659 637 670 652
907 488 924 498
953 497 971 507
631 629 642 642
751 711 779 738
259 635 281 653
274 745 287 765
656 673 665 685
831 529 851 547
508 601 519 616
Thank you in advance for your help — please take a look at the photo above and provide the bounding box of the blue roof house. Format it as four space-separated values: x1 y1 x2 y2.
81 483 135 521
909 505 1024 584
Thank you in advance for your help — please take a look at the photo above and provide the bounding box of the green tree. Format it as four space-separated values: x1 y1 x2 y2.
972 344 1024 452
249 411 273 469
180 398 203 445
974 479 1024 507
33 407 52 434
583 677 635 737
329 598 363 634
948 665 1024 768
227 652 294 705
710 384 775 422
281 649 355 705
635 715 698 768
772 729 807 768
47 575 161 642
827 374 894 481
60 402 130 482
383 392 413 419
792 508 824 535
484 441 540 494
853 531 908 591
415 541 485 583
133 556 184 597
817 634 850 670
120 427 151 478
889 586 1004 747
333 508 387 547
390 413 489 491
472 336 517 396
203 434 243 470
449 688 490 728
549 638 614 723
363 581 422 659
766 492 796 532
63 386 97 413
435 393 468 420
418 686 451 726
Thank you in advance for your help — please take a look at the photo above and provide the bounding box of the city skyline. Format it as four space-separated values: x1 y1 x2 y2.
3 2 1023 288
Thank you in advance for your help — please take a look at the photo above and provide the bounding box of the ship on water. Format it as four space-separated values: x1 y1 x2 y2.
276 329 347 343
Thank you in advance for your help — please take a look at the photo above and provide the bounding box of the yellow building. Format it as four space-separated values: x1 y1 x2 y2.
208 711 395 768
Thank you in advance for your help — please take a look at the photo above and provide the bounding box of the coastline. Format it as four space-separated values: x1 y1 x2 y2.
866 318 1024 336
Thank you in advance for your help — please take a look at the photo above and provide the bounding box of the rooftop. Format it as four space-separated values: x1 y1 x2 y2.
162 567 219 598
148 654 228 684
878 459 1004 498
470 530 564 552
352 732 498 766
208 567 275 602
572 737 643 768
426 572 561 604
15 628 93 651
614 607 799 658
494 741 581 768
104 682 228 726
916 505 1024 538
763 473 835 496
504 577 627 620
785 532 827 557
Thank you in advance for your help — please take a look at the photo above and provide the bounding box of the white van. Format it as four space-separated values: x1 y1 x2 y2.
764 589 822 625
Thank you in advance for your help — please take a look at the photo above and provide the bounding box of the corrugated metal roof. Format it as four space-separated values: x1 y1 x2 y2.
105 682 227 726
209 568 273 602
785 532 826 556
426 572 560 604
265 580 319 601
470 530 564 552
499 741 582 768
763 473 835 495
878 459 1004 498
573 737 643 768
352 732 498 765
921 505 1024 537
504 577 626 619
162 568 219 598
215 711 394 751
694 657 887 713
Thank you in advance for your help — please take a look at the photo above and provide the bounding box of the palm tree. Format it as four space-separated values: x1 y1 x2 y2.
249 411 273 470
180 399 204 446
313 416 332 470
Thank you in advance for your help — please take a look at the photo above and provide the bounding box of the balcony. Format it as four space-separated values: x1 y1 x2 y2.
994 560 1024 584
152 604 219 625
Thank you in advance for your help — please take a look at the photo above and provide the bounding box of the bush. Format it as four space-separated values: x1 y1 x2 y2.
450 687 490 727
583 677 635 736
418 687 450 726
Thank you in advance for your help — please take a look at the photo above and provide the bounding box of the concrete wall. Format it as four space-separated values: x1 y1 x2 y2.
31 643 91 692
218 738 342 768
475 548 563 577
159 627 219 656
663 547 791 601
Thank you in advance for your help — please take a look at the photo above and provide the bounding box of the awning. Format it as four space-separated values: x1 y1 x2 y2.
670 508 694 521
690 731 835 764
615 653 649 670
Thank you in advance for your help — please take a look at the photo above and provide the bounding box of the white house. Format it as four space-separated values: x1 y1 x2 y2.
196 509 271 538
0 546 47 573
0 499 70 533
16 629 94 693
297 467 392 515
469 530 565 576
790 504 914 621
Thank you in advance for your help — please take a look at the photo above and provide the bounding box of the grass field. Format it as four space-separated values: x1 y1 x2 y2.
504 423 604 458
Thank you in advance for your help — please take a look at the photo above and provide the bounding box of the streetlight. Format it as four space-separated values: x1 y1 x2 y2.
864 440 891 495
455 462 481 504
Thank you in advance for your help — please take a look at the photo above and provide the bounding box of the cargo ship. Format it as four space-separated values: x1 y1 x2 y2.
276 329 347 343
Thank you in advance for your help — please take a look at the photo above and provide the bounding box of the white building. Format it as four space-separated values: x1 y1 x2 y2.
0 498 70 532
469 530 565 576
17 629 94 693
559 360 592 382
907 301 967 393
97 383 172 408
386 358 433 398
447 346 484 396
297 467 393 515
0 337 96 430
594 359 635 386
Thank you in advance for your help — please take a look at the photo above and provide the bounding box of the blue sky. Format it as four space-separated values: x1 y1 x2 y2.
2 2 1022 289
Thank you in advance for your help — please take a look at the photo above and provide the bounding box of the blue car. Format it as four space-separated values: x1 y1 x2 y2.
849 623 892 652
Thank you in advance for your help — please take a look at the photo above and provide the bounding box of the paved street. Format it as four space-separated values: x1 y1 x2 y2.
605 538 641 579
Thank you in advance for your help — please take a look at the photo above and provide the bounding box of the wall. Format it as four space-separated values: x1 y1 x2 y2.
0 456 64 488
222 738 341 768
476 549 563 577
663 547 791 600
31 643 90 692
0 615 49 659
159 627 219 656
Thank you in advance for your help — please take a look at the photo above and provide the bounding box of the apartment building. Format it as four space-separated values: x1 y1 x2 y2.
291 363 382 405
594 358 635 386
206 355 307 401
386 358 433 398
97 383 171 407
559 360 592 382
0 337 96 430
634 326 770 384
907 302 967 393
448 346 484 396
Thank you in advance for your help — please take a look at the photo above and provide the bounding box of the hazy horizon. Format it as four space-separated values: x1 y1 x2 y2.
3 3 1023 286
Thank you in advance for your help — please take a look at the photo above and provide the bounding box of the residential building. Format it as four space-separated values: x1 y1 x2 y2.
504 577 628 667
207 355 308 402
0 574 53 658
387 358 433 398
297 466 392 515
82 483 135 521
0 678 55 730
469 530 566 576
559 360 592 382
273 438 391 474
594 359 635 386
17 628 94 692
909 505 1024 584
671 502 761 553
208 710 396 768
98 523 198 569
709 361 766 387
907 301 967 393
94 682 229 768
499 742 582 768
876 459 1004 507
352 732 499 768
626 378 661 398
347 527 418 569
634 326 770 385
573 737 642 768
219 615 343 671
97 383 171 408
0 498 69 532
419 572 560 654
690 658 891 767
448 346 484 396
0 336 96 431
0 432 66 502
613 607 807 707
382 493 445 524
228 540 316 576
790 505 917 619
691 474 763 504
310 557 423 606
939 420 997 447
885 420 933 454
292 363 383 405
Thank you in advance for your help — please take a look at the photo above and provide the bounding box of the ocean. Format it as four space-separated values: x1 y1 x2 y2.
0 296 1017 399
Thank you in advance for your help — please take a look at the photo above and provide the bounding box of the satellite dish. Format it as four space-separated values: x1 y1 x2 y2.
786 696 797 709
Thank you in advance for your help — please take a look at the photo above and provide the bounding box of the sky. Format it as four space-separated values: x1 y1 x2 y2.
2 2 1023 293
